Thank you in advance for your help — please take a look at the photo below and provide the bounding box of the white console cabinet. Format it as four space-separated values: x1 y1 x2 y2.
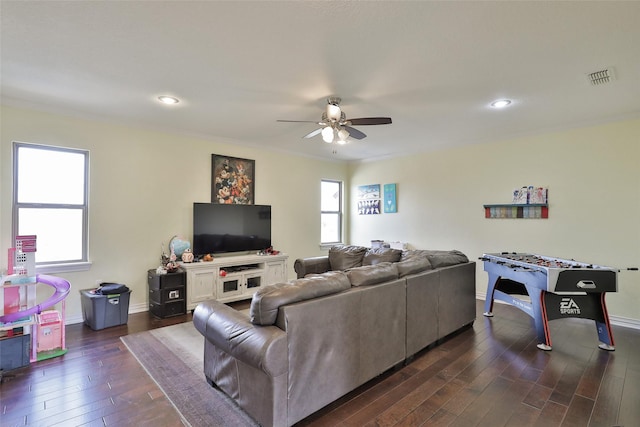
180 253 289 310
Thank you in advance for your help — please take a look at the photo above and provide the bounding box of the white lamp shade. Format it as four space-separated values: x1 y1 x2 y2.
322 126 334 143
337 128 349 142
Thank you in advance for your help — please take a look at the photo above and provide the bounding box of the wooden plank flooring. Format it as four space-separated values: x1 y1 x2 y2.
1 299 638 426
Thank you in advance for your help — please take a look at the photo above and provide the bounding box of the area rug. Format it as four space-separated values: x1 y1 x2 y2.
121 322 258 427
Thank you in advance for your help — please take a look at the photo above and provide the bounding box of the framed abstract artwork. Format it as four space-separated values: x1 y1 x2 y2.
357 184 381 215
358 199 381 215
211 154 255 204
357 184 381 200
384 183 397 213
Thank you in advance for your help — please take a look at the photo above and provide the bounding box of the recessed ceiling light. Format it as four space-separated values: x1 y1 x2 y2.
158 96 180 105
490 99 512 108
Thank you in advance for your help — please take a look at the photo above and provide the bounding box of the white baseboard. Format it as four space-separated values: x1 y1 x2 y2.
476 292 640 331
608 315 640 330
66 314 84 325
65 302 149 325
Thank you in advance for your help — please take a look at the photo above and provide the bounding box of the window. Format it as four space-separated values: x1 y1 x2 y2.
13 142 89 270
320 180 342 244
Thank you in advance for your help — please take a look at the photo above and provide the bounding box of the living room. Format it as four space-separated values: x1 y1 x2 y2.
1 1 640 426
1 0 638 329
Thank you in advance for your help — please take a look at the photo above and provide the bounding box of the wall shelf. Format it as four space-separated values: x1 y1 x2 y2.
484 204 548 219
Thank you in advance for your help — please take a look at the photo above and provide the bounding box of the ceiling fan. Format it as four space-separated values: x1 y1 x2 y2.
277 96 392 144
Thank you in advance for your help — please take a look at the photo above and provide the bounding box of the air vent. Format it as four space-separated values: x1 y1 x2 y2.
587 67 616 86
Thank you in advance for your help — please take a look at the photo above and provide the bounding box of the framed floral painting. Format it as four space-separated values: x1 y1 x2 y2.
212 155 255 204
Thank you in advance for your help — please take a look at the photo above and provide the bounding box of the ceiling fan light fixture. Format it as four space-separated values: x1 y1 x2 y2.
278 95 392 144
337 128 349 142
322 126 334 143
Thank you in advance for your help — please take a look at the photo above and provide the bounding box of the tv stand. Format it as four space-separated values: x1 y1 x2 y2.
180 253 288 310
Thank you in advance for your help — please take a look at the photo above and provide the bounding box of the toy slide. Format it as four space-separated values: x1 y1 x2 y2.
0 274 70 323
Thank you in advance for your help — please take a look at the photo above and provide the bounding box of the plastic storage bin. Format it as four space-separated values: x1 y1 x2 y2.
0 334 31 371
80 288 131 330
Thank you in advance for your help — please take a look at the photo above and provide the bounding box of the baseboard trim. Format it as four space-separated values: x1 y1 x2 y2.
608 315 640 330
65 302 149 325
476 292 640 331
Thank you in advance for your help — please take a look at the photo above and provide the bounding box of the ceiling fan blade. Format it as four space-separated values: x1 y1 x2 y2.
347 117 392 126
277 119 321 123
303 128 323 139
344 126 366 140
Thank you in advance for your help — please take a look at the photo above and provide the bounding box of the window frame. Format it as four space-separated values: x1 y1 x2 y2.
12 141 91 273
320 179 343 247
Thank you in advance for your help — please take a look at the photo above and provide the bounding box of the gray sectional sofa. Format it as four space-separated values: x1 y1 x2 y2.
193 245 476 427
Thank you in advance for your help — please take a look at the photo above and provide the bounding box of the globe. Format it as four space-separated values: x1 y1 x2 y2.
169 236 191 257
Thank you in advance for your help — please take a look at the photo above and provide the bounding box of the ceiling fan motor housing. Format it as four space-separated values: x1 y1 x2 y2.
326 97 343 122
321 111 346 125
327 96 341 106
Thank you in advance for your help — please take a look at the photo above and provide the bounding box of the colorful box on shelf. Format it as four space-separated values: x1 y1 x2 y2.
484 204 549 219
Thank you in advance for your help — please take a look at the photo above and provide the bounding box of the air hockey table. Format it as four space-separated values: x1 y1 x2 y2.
481 252 617 351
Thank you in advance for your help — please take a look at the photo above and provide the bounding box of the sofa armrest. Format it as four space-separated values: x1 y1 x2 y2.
193 300 288 377
293 256 331 278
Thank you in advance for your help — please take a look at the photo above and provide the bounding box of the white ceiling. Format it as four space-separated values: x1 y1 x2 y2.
2 1 640 161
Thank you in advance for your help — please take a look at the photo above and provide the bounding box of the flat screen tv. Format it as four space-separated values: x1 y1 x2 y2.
193 203 271 256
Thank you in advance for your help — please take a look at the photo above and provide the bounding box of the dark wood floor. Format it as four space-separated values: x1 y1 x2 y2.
1 299 638 427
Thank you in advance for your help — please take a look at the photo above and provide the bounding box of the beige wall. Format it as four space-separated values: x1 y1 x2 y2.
1 105 348 322
2 105 639 325
348 118 640 322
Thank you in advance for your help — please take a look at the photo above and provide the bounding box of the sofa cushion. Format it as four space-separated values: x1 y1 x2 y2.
362 247 402 265
346 262 399 287
402 249 468 269
425 250 469 268
328 245 368 270
396 257 433 277
249 271 351 325
401 249 430 261
293 256 331 278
